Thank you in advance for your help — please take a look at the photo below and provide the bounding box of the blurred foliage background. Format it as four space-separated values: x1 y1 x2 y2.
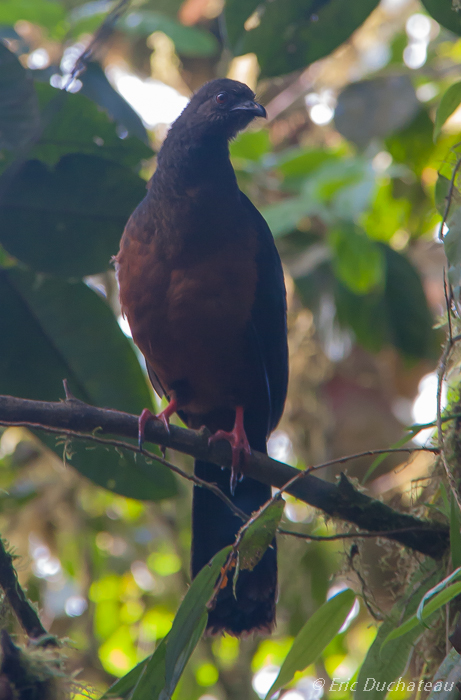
2 0 461 697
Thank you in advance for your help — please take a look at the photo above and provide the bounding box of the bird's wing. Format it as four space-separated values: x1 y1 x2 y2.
241 192 288 435
146 361 166 399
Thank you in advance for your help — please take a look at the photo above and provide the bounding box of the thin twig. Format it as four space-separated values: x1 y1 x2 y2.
439 156 461 242
0 420 249 524
278 527 441 541
436 279 461 509
307 446 438 473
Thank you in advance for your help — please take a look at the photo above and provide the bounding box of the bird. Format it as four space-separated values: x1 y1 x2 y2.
115 78 288 635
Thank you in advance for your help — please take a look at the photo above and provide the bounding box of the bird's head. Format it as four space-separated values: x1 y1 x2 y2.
175 78 266 140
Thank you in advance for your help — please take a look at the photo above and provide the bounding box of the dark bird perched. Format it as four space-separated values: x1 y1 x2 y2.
115 78 288 635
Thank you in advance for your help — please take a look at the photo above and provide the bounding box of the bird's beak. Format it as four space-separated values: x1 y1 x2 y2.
230 100 267 118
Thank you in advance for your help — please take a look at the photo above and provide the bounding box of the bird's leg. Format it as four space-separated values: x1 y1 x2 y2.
208 406 251 495
138 398 178 448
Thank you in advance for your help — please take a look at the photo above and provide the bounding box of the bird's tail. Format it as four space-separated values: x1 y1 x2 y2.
191 448 277 635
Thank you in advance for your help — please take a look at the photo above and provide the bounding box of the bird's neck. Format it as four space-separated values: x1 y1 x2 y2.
152 127 238 195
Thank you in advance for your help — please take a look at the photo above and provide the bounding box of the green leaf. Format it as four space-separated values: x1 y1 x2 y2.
434 82 461 141
383 245 435 359
238 498 284 572
435 175 453 216
118 10 218 57
335 75 419 149
230 130 271 163
427 649 461 700
0 269 177 501
330 225 385 295
334 245 435 359
80 62 148 145
0 154 146 277
416 568 461 624
226 0 380 78
421 0 461 37
100 657 151 699
362 181 411 243
355 564 440 700
451 494 461 569
444 207 461 267
265 589 355 699
0 43 39 151
276 148 339 180
362 429 417 484
131 547 231 700
234 498 283 597
382 577 461 648
385 109 435 178
31 83 153 168
260 197 315 237
125 638 168 699
0 0 66 31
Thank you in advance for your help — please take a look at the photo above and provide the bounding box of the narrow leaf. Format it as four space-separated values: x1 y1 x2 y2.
130 547 231 700
163 547 231 698
129 637 168 700
265 589 356 699
434 82 461 140
416 567 461 623
382 579 461 648
100 657 150 699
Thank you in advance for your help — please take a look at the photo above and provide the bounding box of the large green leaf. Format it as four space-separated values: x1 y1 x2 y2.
0 43 39 151
118 11 219 57
383 245 435 359
226 0 380 78
421 0 461 36
265 589 356 699
434 82 461 141
334 75 419 148
329 225 385 295
0 154 146 277
31 83 153 168
0 269 177 501
334 245 434 358
80 63 148 145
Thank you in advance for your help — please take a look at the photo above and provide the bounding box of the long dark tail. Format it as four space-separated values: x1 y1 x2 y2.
191 429 277 635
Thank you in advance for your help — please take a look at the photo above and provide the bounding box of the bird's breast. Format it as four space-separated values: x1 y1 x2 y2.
116 208 260 414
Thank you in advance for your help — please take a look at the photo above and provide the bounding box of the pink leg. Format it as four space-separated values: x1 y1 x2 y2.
138 398 178 448
208 406 251 495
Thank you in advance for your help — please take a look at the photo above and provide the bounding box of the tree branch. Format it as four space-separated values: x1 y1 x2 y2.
0 394 449 559
0 538 49 640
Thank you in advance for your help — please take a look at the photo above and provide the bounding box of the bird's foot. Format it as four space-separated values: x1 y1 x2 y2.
208 406 251 495
138 398 178 448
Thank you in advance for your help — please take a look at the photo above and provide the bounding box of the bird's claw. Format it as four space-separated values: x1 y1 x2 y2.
208 407 251 495
138 399 178 449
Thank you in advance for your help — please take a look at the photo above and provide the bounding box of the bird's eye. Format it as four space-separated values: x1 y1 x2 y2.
215 92 229 105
